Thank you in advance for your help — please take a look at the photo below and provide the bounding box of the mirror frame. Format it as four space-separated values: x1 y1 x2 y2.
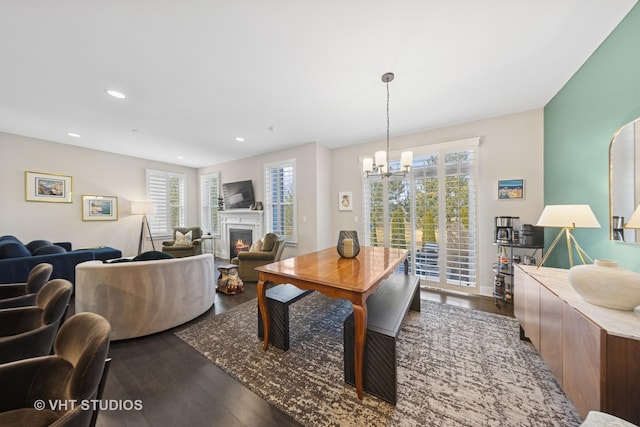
609 117 640 243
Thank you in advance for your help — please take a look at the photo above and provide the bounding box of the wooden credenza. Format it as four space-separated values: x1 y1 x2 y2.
514 265 640 424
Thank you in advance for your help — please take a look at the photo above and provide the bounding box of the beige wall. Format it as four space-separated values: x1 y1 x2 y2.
198 142 333 259
330 109 544 295
2 109 544 295
0 132 198 257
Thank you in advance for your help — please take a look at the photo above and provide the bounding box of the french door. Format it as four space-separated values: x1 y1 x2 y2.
363 144 478 293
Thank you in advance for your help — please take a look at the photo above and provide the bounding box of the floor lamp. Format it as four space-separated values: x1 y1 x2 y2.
535 204 600 268
131 202 156 255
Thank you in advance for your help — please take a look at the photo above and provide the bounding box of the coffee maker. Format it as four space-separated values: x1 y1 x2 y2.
495 216 518 243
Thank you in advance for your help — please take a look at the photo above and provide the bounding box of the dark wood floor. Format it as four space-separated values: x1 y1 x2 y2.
76 274 512 427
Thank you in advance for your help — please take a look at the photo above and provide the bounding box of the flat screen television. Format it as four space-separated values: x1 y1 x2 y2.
222 180 255 209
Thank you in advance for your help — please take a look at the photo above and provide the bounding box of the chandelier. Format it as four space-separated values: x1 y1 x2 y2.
362 72 413 178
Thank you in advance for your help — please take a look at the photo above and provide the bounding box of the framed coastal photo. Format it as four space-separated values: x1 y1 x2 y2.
82 195 118 221
497 179 524 200
339 191 353 211
25 171 73 203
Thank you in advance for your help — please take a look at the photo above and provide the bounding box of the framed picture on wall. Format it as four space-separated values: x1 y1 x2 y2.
25 171 73 203
82 195 118 221
339 191 353 211
497 179 524 200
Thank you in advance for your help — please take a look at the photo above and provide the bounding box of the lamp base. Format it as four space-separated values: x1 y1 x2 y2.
537 227 593 269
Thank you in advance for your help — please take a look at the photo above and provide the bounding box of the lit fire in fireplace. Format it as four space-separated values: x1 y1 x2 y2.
235 239 250 254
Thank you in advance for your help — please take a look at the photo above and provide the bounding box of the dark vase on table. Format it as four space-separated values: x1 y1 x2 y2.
337 230 360 258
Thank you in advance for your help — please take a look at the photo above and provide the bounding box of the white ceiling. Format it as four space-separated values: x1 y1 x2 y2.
0 1 636 168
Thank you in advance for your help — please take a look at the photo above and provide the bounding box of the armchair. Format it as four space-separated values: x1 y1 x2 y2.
231 233 285 281
0 263 53 309
0 312 111 427
162 227 203 258
0 278 72 364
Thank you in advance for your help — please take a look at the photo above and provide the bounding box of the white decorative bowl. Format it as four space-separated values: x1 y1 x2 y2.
568 259 640 311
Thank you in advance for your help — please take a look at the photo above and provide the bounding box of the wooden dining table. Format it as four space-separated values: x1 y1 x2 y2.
255 245 408 401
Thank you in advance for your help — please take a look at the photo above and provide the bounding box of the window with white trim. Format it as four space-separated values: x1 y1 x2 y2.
363 142 478 291
200 172 220 235
146 169 186 237
264 159 297 243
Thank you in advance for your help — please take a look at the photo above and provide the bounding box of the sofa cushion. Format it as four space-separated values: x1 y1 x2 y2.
0 241 31 259
26 240 53 254
261 233 278 251
132 251 174 262
174 230 192 246
32 245 67 256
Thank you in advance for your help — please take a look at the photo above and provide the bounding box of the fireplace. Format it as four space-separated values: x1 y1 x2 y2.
229 228 252 259
218 210 263 260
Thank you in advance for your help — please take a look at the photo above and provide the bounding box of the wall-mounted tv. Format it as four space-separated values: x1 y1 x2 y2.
222 180 255 209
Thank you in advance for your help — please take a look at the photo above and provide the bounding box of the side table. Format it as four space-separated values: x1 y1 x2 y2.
201 235 214 255
216 264 244 295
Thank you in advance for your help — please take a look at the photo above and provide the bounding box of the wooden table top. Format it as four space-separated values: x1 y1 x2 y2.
255 246 408 293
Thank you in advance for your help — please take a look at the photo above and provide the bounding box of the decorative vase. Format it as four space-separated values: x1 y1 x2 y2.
337 230 360 258
568 259 640 311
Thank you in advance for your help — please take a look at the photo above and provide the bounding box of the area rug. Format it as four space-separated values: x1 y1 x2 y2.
175 293 582 426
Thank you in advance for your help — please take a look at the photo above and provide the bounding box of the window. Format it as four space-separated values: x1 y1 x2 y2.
200 172 220 235
146 169 186 237
264 159 296 243
363 140 478 292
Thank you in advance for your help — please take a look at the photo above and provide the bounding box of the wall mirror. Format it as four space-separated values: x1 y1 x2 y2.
610 117 640 243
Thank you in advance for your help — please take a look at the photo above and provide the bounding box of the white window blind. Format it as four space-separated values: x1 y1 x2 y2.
363 145 477 289
146 169 186 237
200 173 219 235
264 159 296 243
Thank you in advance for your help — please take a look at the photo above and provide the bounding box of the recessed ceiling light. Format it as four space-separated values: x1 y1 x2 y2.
106 89 126 99
235 137 245 142
66 132 81 138
268 126 277 132
177 155 184 160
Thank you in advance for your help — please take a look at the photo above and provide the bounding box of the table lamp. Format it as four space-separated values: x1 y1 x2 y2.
535 204 600 268
624 205 640 230
131 202 156 255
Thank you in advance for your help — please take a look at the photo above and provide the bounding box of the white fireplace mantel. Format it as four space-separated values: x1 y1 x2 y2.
219 210 264 260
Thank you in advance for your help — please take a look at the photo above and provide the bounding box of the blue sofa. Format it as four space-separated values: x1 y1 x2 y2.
0 236 122 285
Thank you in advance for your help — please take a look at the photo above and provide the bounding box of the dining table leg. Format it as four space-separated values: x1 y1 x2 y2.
257 279 270 351
352 303 367 400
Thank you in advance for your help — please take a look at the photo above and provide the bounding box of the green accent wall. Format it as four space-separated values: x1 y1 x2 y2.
544 3 640 270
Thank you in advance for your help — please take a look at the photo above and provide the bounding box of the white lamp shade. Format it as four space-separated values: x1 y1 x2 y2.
362 158 374 173
536 204 600 228
374 150 386 167
625 205 640 229
401 151 413 168
131 201 156 216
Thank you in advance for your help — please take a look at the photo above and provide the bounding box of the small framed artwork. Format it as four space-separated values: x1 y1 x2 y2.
82 195 118 221
339 191 353 211
25 171 73 203
497 179 524 200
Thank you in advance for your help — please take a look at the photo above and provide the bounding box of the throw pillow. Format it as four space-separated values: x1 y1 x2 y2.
261 233 278 251
0 241 31 259
174 230 192 247
32 245 66 255
26 240 53 254
249 239 262 252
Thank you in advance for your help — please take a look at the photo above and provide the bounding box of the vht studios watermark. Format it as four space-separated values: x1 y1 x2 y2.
34 399 143 412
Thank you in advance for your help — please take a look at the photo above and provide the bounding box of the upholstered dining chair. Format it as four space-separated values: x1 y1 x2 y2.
0 278 72 364
162 226 203 258
231 233 286 281
0 312 111 427
0 263 53 309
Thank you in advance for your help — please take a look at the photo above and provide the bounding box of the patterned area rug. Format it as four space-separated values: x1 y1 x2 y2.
176 292 582 426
